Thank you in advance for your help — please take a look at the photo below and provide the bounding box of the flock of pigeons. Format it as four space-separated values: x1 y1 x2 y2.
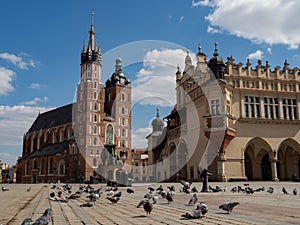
0 180 297 224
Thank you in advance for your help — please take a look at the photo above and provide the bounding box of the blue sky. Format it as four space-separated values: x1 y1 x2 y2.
1 0 300 165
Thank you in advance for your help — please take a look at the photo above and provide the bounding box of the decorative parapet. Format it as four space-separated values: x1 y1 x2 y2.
226 57 300 81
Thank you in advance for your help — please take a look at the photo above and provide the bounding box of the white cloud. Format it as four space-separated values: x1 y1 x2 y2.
20 97 48 106
132 127 152 148
247 50 264 60
196 0 300 49
0 66 15 96
0 105 53 146
132 48 192 107
0 52 36 70
29 83 41 89
192 0 215 7
207 25 221 34
267 47 272 55
178 16 184 23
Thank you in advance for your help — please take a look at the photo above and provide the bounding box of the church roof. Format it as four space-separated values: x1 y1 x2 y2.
22 140 71 159
27 103 73 133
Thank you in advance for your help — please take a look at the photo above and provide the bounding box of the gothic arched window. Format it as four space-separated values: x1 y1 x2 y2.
49 158 54 174
106 124 114 144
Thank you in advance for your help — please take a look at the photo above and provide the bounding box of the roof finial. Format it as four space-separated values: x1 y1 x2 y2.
213 42 219 57
156 107 160 118
198 44 202 53
91 9 95 27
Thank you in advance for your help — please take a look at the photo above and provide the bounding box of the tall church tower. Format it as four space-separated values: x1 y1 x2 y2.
105 57 132 167
75 10 105 180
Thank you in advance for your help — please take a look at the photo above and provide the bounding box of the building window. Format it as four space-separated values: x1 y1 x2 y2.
122 118 125 126
106 124 114 144
40 159 45 175
93 158 97 167
282 98 297 120
94 138 97 145
108 93 111 102
122 129 125 137
244 96 260 118
33 160 38 170
121 107 125 115
94 92 97 99
87 64 91 78
121 93 126 101
190 166 194 179
94 103 97 111
210 99 220 115
94 126 97 134
25 161 30 175
94 114 97 122
58 160 65 176
49 158 54 175
263 97 278 119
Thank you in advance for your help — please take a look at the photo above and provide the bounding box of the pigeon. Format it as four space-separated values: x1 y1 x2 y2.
266 187 274 194
68 192 81 199
106 197 120 204
2 186 9 191
21 217 33 225
181 202 208 219
80 200 95 207
113 191 122 198
188 193 198 205
137 199 146 208
144 192 153 199
230 187 237 193
49 192 55 198
167 185 175 192
143 200 153 216
127 188 134 194
32 208 52 225
148 187 155 192
293 188 297 195
180 179 192 189
152 195 159 204
26 187 31 192
156 185 163 192
191 186 198 193
282 187 289 194
219 202 239 214
166 192 173 203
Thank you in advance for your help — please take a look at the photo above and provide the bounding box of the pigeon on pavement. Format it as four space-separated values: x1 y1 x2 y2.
181 202 208 219
32 208 52 225
127 188 134 194
143 200 153 216
219 202 239 214
293 188 297 195
21 217 33 225
2 186 9 191
80 200 95 207
266 187 274 194
106 196 120 204
282 187 289 194
188 193 198 205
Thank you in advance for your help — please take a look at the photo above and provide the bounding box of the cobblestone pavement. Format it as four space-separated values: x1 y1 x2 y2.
1 181 300 224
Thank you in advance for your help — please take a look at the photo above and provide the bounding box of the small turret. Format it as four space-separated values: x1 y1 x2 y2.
208 42 225 79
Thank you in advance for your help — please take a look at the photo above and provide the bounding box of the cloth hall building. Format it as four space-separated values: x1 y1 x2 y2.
148 44 300 182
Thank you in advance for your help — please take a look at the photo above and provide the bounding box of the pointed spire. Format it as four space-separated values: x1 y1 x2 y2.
198 44 202 53
156 107 160 118
213 42 219 57
88 9 95 51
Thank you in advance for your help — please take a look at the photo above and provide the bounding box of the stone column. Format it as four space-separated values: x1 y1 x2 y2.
271 159 279 181
217 153 226 181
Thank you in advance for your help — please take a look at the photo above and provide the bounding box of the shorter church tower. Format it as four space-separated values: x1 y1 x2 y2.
105 57 132 168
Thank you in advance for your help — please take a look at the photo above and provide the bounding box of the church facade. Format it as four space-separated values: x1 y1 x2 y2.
17 14 132 183
148 44 300 182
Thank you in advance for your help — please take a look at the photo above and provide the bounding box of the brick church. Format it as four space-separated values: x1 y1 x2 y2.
17 12 132 183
